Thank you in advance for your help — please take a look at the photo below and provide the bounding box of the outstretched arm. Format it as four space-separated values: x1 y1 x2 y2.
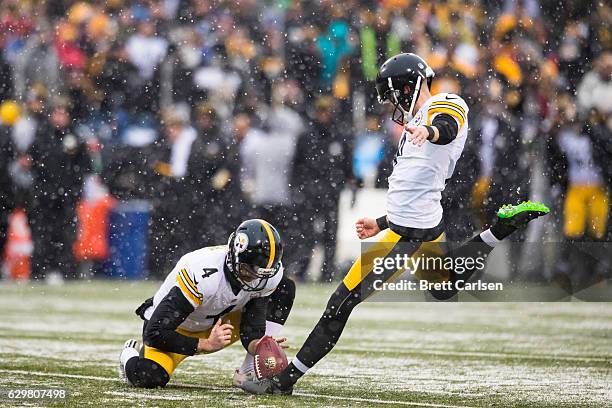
355 216 387 239
405 113 460 146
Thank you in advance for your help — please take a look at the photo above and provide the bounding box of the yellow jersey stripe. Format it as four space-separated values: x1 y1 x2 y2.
430 100 467 117
429 102 467 122
176 274 202 304
427 107 465 128
180 268 199 294
258 219 276 269
178 272 202 300
176 276 202 305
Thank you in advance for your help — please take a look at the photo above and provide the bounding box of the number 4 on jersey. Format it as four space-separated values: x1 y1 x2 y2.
202 268 218 279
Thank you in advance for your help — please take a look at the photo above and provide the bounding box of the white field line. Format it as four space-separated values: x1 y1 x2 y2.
343 347 611 363
104 391 190 401
0 369 475 408
2 340 607 365
292 391 476 408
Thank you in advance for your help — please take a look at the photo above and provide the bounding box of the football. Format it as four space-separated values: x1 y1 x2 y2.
254 335 288 380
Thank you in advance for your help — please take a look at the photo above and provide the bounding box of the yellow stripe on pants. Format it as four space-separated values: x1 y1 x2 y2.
343 229 403 291
343 230 448 292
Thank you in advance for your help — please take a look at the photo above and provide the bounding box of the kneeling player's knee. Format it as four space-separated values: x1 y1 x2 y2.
267 276 296 324
126 358 170 389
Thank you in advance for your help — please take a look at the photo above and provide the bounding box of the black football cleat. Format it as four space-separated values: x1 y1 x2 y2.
240 375 293 395
267 376 293 395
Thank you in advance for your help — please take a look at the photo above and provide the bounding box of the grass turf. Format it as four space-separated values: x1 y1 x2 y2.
0 281 610 407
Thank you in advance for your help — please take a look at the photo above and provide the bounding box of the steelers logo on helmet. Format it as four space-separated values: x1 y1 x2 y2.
234 232 249 254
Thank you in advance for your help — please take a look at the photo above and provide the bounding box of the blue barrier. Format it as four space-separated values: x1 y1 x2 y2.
102 200 150 279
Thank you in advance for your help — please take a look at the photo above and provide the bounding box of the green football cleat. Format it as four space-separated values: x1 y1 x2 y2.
496 201 550 228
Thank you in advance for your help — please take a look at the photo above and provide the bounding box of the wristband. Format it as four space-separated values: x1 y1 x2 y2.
424 125 435 140
376 215 389 231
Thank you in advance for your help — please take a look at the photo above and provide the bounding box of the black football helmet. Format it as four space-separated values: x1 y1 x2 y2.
226 219 283 291
375 53 435 125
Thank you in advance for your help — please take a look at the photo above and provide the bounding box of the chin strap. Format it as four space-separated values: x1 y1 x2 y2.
388 78 405 125
406 75 422 120
391 102 405 125
388 75 423 125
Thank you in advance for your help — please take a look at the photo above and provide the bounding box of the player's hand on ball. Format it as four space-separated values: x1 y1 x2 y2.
254 335 289 380
356 217 380 239
275 337 289 349
249 336 289 355
198 319 234 353
405 125 429 146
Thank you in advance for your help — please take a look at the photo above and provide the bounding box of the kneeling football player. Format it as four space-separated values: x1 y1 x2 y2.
118 219 295 390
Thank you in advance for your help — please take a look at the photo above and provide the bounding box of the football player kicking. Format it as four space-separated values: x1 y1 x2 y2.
118 219 295 390
244 53 549 394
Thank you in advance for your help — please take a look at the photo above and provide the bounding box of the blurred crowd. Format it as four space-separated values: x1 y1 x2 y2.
0 0 611 283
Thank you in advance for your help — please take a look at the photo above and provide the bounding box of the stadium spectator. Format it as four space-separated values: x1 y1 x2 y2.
125 20 168 114
0 53 12 101
291 96 353 282
239 109 298 227
284 4 321 103
0 101 18 255
483 86 531 226
547 92 611 288
576 52 612 117
28 99 91 280
96 43 142 123
318 20 354 92
8 85 47 210
186 102 241 248
13 26 60 101
552 96 609 243
148 106 196 276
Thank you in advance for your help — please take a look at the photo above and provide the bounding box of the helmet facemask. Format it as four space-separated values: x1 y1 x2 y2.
236 262 279 291
379 88 406 126
376 76 423 126
375 53 435 126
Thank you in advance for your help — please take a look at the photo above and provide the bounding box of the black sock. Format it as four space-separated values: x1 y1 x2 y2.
277 362 304 388
276 284 360 388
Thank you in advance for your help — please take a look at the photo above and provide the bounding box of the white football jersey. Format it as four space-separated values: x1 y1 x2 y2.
143 245 283 333
387 92 469 229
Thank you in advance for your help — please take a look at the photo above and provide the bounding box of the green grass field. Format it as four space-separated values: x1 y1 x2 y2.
0 281 610 407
